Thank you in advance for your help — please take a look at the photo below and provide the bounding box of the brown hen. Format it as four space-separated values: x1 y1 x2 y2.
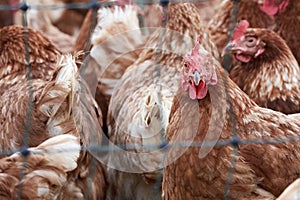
105 2 219 200
0 27 107 198
73 4 146 135
73 0 141 53
208 0 274 55
163 37 300 199
226 20 300 114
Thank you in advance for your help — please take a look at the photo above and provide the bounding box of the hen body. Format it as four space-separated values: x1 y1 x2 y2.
0 25 61 94
85 5 146 132
271 0 300 66
163 41 300 199
0 26 107 199
0 25 61 149
105 2 219 200
227 21 300 114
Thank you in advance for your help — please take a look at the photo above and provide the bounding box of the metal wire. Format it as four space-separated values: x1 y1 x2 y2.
0 0 299 199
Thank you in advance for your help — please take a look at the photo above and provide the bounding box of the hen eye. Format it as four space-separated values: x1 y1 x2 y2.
246 37 256 47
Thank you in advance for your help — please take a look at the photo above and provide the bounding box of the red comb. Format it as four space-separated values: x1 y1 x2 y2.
232 20 249 40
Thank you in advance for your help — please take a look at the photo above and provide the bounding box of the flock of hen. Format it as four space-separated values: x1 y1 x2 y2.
0 0 300 199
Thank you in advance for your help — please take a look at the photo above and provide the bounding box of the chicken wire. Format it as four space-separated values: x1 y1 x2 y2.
0 0 299 199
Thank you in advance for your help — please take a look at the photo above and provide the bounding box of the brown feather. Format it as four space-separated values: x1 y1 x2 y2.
106 2 219 200
0 25 61 94
163 45 300 199
208 0 274 54
0 134 80 200
82 5 146 134
273 0 300 66
229 28 300 114
0 49 107 198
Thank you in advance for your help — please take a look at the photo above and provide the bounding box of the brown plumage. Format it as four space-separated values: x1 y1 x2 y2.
73 8 96 54
51 0 90 36
80 4 146 133
106 2 219 200
0 26 107 198
266 0 300 66
0 25 61 95
163 39 300 199
208 0 274 55
226 20 300 114
0 134 81 199
73 0 141 53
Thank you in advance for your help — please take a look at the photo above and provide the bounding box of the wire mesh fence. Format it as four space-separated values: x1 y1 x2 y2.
0 0 300 199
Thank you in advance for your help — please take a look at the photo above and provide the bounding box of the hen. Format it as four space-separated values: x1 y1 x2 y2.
163 36 300 199
0 134 80 199
105 2 219 200
208 0 274 55
0 26 107 198
226 20 300 114
259 0 300 66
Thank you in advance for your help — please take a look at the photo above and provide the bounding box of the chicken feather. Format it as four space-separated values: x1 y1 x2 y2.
0 25 61 95
75 4 146 135
0 134 80 200
272 0 300 66
0 30 107 199
163 39 300 199
105 2 219 200
227 23 300 114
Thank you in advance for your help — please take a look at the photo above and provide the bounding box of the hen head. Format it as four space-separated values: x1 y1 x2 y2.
224 20 267 63
259 0 289 16
182 35 217 100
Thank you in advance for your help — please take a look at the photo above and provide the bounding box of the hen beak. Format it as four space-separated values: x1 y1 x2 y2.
193 71 201 86
221 41 235 57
